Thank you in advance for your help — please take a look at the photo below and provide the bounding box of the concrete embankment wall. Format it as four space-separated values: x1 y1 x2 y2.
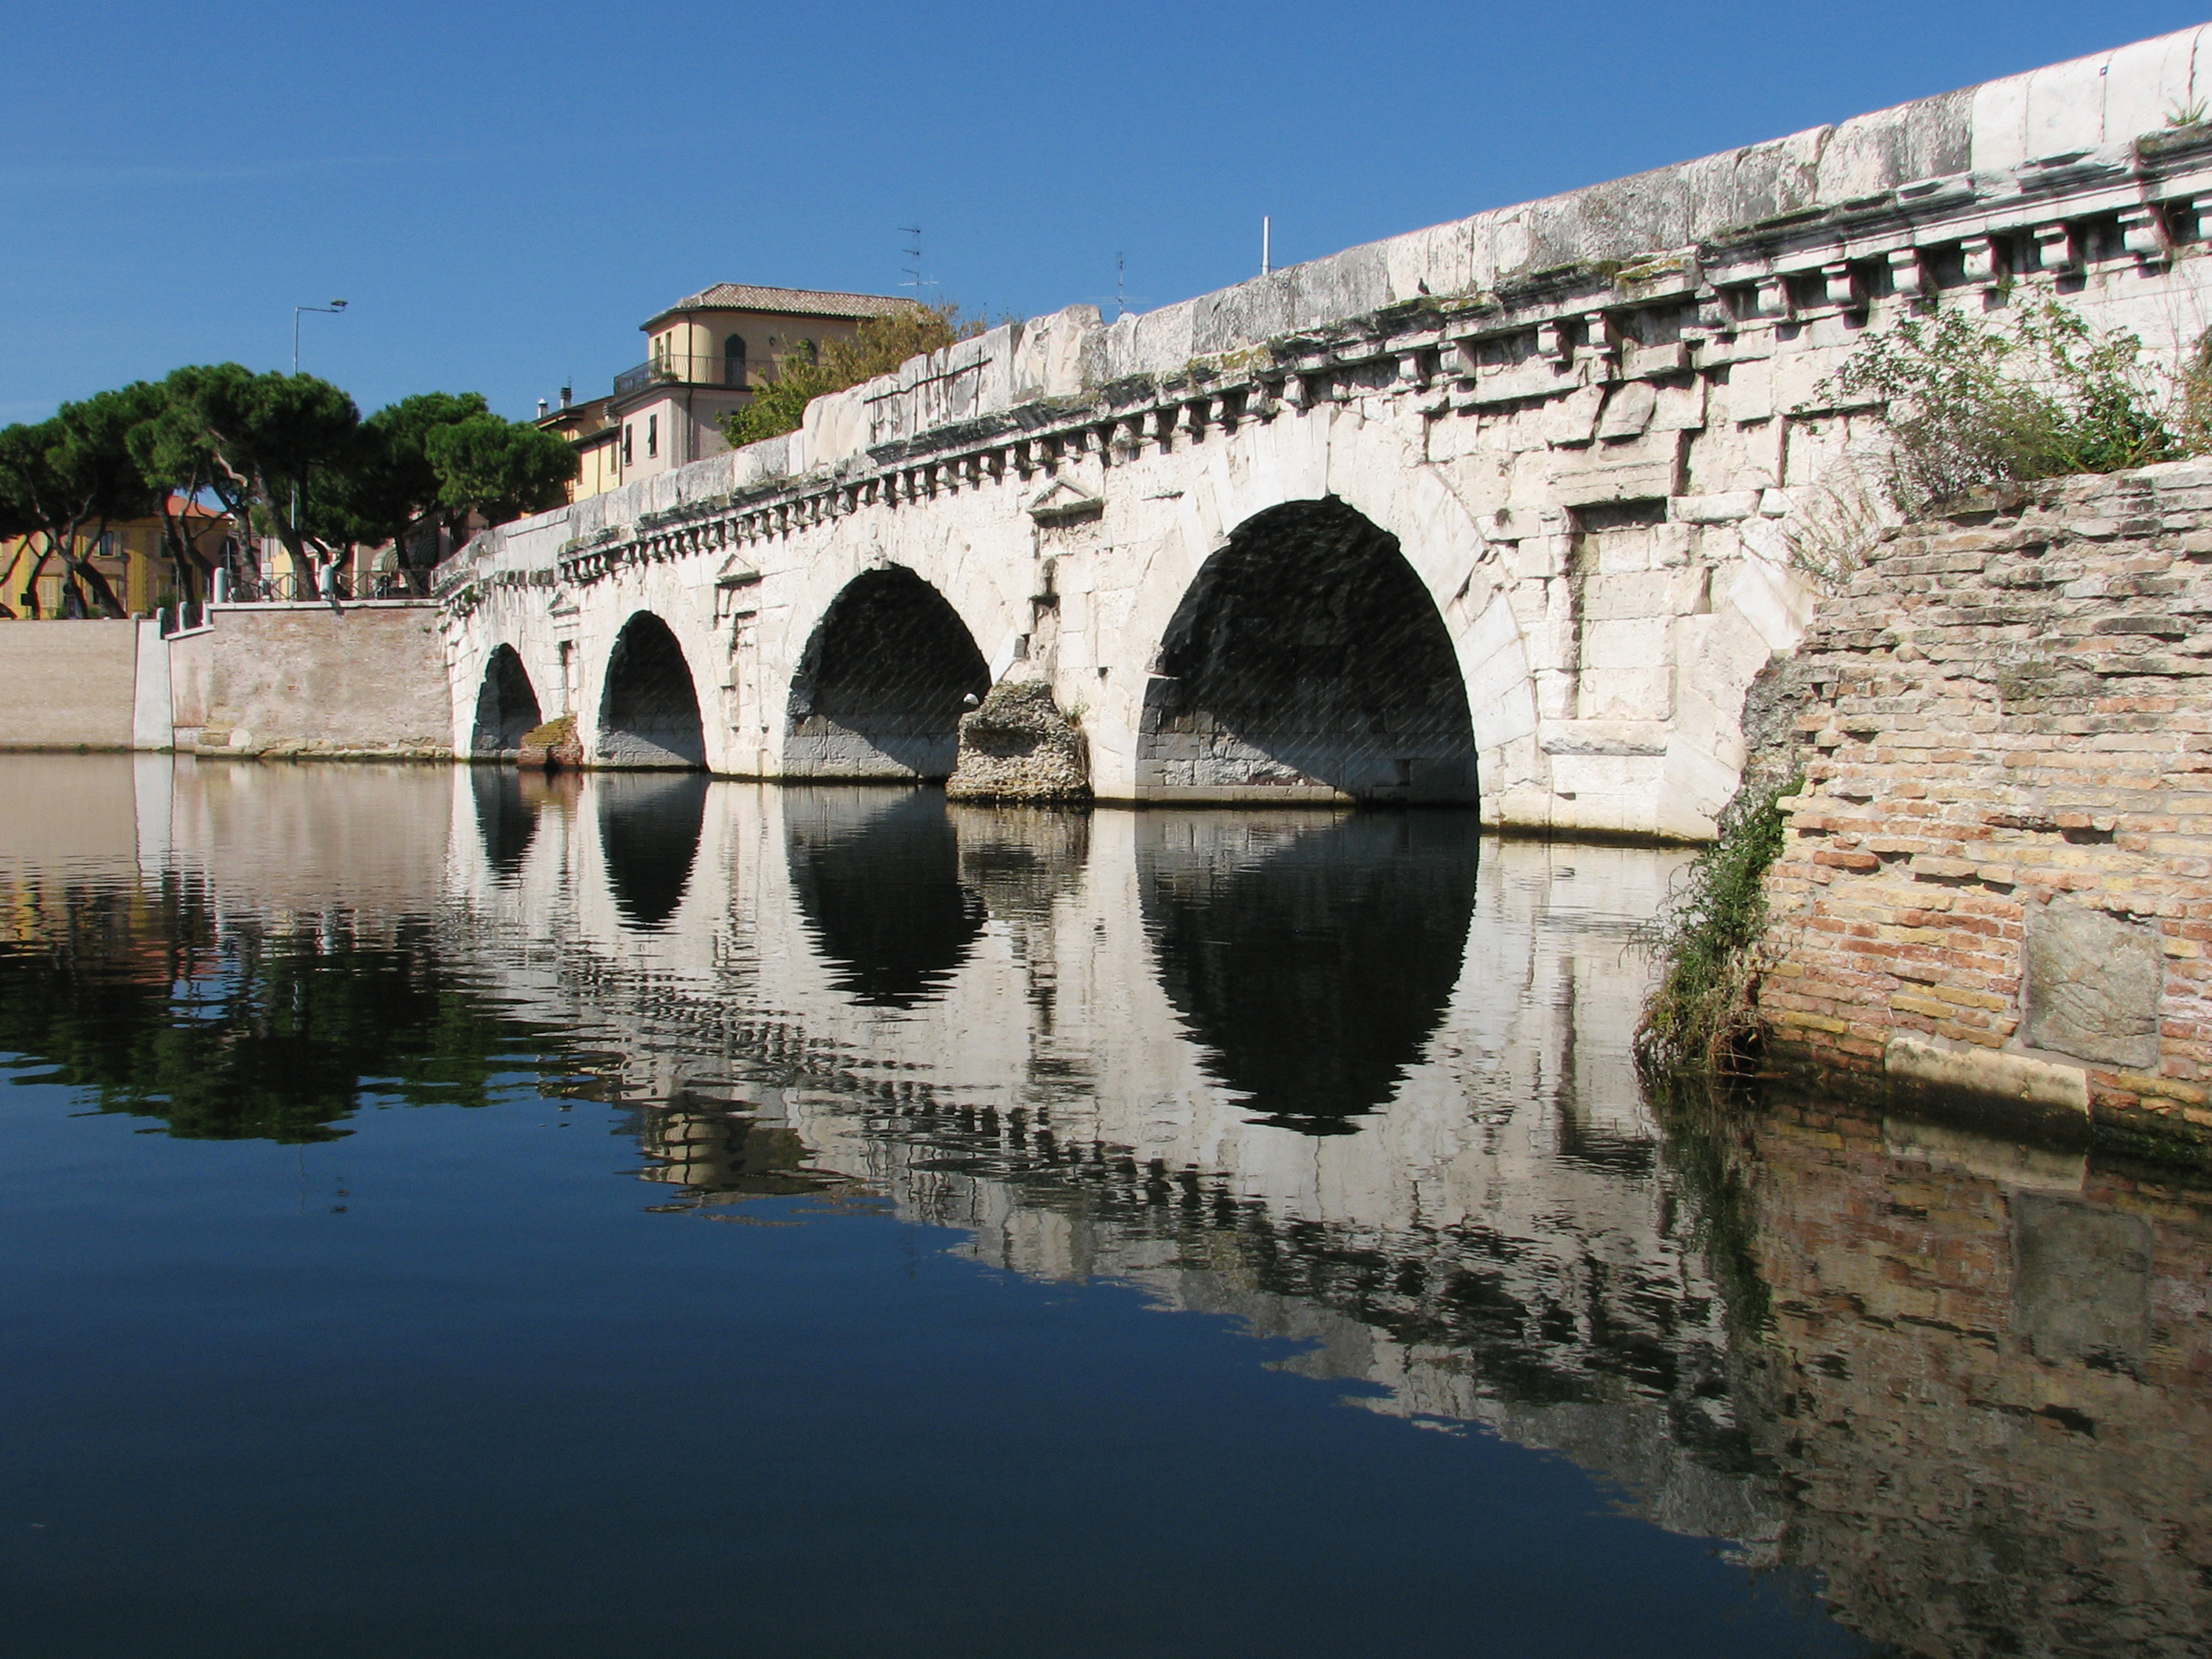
167 602 450 760
0 603 451 760
0 621 141 748
1756 465 2212 1152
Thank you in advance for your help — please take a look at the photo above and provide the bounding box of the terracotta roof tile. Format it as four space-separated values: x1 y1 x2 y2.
643 284 918 328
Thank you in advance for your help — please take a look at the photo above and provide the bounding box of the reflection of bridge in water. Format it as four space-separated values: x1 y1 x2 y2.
93 757 2212 1654
359 763 1767 1543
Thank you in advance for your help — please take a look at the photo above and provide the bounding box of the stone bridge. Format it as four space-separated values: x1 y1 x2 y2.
438 25 2212 839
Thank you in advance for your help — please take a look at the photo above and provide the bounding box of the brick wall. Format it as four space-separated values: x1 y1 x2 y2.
1758 464 2212 1152
1738 1093 2212 1656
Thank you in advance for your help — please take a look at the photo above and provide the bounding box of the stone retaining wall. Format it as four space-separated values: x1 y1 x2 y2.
0 621 140 749
1757 464 2212 1153
0 604 452 760
165 602 449 760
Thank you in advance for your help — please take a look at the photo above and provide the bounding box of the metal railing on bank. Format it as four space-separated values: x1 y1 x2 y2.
156 567 434 632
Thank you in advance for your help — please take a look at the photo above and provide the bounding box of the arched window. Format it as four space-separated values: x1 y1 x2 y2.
723 333 747 387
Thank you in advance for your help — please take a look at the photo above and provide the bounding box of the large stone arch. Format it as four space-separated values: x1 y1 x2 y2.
1137 496 1477 804
782 566 991 780
1138 810 1482 1131
596 611 707 768
1104 408 1540 815
598 773 709 931
471 643 543 756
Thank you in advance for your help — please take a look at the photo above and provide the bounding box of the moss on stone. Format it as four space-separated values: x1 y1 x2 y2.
518 713 580 770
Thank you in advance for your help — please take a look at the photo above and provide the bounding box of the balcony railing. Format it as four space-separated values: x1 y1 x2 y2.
613 353 749 396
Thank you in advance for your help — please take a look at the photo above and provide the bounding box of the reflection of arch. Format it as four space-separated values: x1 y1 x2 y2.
597 612 706 768
471 644 542 755
1141 497 1477 804
784 567 990 780
599 775 709 930
470 767 540 878
785 788 983 1008
1139 811 1480 1133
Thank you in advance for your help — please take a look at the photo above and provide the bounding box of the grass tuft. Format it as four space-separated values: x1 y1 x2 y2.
1635 773 1798 1072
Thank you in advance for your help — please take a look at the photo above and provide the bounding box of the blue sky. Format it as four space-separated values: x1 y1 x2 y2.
3 1 2205 426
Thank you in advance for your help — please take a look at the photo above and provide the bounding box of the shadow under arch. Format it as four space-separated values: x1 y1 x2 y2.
1139 811 1481 1133
470 767 542 880
1141 496 1476 804
598 612 706 768
784 788 984 1008
599 774 709 930
784 567 990 780
471 644 543 755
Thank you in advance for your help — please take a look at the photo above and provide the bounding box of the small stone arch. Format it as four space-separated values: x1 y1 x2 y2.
783 566 991 780
597 611 707 768
471 643 543 756
1138 496 1476 804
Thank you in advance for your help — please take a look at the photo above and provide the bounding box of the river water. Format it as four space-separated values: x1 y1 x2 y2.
1 756 2204 1657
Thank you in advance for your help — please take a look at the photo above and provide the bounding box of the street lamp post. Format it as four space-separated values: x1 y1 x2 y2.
293 298 347 375
289 299 349 599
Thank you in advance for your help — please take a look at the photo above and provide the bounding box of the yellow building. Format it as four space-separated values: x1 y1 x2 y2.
0 498 234 618
537 394 621 504
541 284 918 502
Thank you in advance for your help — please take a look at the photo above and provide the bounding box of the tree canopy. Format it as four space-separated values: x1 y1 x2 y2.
0 386 167 614
425 412 577 526
1 367 577 612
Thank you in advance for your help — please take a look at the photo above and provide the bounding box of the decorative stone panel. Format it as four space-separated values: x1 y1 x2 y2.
2023 903 2163 1068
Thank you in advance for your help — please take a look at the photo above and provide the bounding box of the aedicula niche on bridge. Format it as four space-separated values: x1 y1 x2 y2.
440 24 2212 837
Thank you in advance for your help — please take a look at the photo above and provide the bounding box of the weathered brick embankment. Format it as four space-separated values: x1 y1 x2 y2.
1757 464 2212 1155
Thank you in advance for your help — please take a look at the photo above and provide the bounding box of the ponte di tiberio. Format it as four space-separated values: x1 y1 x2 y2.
439 26 2212 840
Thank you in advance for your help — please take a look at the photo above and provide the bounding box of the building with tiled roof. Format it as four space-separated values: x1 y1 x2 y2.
541 282 920 501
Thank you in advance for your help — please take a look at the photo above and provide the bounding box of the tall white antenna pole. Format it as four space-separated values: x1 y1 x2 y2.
1262 216 1271 276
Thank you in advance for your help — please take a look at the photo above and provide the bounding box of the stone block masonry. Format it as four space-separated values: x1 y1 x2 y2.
1756 465 2212 1153
0 605 450 760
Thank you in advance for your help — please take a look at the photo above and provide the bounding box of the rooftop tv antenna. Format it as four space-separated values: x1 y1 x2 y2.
899 225 928 295
1115 252 1126 319
1262 215 1272 276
